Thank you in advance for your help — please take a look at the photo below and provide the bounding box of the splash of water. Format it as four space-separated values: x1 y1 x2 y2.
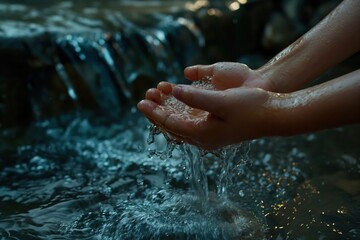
181 144 209 201
146 79 250 202
100 188 265 240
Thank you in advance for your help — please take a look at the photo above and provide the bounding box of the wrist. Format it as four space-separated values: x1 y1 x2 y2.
256 38 306 93
256 36 318 93
265 92 302 137
256 64 287 93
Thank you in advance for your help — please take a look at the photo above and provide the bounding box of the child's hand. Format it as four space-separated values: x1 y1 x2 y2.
138 84 280 150
139 69 360 150
184 62 273 91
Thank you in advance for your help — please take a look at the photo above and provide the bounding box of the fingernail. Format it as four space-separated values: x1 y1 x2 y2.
137 100 155 111
137 100 146 110
138 99 145 105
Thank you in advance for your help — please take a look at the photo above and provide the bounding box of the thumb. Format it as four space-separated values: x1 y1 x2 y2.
184 64 214 81
172 85 225 116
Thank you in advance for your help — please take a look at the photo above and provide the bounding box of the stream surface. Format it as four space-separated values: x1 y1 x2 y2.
1 112 359 239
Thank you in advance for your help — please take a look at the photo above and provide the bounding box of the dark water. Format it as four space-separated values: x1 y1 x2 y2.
1 0 360 239
1 113 359 239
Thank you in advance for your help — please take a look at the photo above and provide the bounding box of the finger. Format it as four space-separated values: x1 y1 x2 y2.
162 115 226 150
138 99 205 139
138 99 227 149
140 102 185 143
184 64 215 81
172 85 226 117
162 130 198 146
157 81 174 95
145 88 162 104
137 99 175 129
138 99 157 117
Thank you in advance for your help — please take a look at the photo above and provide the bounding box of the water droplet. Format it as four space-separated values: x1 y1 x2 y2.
238 190 245 197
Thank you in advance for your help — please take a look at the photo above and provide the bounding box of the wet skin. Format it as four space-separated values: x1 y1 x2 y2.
138 69 360 150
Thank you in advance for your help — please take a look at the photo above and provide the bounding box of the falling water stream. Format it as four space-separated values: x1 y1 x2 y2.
146 79 250 202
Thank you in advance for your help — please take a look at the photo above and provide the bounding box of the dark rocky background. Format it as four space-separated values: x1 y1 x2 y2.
0 0 358 129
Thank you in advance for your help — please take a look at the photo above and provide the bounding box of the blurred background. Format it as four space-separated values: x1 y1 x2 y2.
1 0 358 130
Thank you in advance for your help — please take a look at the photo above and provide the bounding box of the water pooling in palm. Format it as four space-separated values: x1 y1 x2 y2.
146 78 249 201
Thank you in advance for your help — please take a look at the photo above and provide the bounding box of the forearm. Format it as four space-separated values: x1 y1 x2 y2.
271 69 360 136
258 0 360 93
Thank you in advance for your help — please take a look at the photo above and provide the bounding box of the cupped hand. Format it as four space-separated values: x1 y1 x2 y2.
138 83 280 150
184 62 273 91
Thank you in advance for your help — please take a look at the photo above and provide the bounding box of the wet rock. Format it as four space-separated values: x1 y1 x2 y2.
128 73 155 105
194 1 274 62
238 53 268 69
310 0 342 26
0 53 32 129
262 11 299 52
282 0 305 22
0 2 208 127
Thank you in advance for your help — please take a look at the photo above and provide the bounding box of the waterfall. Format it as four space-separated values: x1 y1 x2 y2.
0 4 205 127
